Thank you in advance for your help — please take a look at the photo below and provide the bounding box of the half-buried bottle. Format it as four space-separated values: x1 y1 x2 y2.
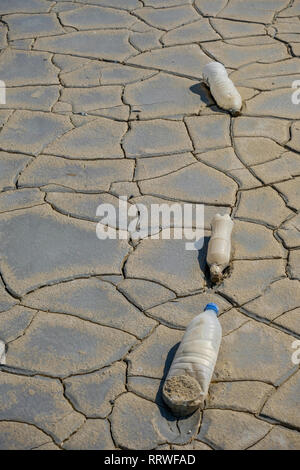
162 303 222 417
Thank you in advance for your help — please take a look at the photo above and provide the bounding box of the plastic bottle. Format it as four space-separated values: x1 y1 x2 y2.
0 340 6 365
207 214 234 283
202 62 242 116
163 303 222 417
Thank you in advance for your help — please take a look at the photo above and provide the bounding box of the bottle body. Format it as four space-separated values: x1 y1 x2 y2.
163 305 222 416
167 310 222 394
0 340 6 365
207 214 234 282
202 62 242 115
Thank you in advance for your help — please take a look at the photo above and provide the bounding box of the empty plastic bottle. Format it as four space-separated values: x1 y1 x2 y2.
202 61 242 116
207 213 234 283
163 303 222 417
0 340 6 365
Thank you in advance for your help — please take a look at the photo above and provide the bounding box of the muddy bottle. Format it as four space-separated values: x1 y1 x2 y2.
163 303 222 417
0 340 6 365
207 214 234 283
202 61 242 116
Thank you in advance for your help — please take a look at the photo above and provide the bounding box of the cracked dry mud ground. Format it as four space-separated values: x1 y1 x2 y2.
0 0 299 452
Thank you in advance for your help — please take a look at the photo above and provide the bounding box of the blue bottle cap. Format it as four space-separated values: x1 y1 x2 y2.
204 303 219 315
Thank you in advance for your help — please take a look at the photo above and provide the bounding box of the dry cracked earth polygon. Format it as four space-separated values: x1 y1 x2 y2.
0 0 299 451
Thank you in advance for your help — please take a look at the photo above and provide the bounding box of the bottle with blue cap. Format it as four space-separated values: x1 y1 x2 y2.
162 303 222 417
